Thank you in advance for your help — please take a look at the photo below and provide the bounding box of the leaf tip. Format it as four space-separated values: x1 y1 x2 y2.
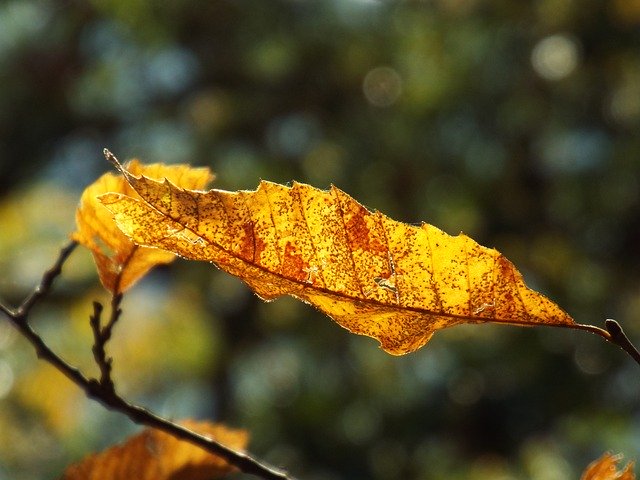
103 148 124 172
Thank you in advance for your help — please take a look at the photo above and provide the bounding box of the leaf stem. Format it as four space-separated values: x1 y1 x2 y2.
0 241 296 480
543 319 640 368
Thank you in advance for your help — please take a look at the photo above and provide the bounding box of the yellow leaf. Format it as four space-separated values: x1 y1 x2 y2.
73 160 213 293
61 420 249 480
581 453 635 480
100 158 575 355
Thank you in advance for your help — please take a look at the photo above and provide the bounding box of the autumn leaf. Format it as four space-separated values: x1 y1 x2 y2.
61 420 249 480
100 152 575 355
581 453 635 480
73 160 213 293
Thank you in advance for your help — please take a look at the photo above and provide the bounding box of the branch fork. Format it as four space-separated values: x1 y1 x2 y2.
0 241 295 480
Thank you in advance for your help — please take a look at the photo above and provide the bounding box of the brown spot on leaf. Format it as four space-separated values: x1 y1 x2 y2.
282 241 308 281
238 221 255 262
102 161 576 355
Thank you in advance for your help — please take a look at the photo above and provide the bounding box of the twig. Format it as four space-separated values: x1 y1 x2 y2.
0 240 78 319
605 319 640 367
0 241 296 480
89 291 124 390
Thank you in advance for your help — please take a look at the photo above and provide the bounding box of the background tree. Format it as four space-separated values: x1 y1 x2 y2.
1 1 640 479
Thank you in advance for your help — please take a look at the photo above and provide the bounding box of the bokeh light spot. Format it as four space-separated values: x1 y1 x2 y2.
608 83 640 126
363 66 403 107
522 439 572 480
144 47 199 96
302 142 346 185
267 113 321 158
0 0 50 61
573 343 609 375
536 129 610 175
531 34 580 80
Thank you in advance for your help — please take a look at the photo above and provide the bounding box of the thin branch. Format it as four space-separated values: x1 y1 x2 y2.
13 240 78 318
89 290 123 390
0 241 296 480
106 291 123 334
605 319 640 367
89 301 113 391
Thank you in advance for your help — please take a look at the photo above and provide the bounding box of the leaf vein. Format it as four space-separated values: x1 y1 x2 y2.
331 187 366 298
292 184 326 287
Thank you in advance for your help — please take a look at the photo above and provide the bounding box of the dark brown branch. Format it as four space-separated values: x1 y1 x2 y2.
89 301 112 391
89 290 124 390
0 241 296 480
4 240 78 319
605 319 640 367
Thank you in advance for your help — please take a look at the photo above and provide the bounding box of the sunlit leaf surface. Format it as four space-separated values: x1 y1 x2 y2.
73 160 213 293
101 159 575 355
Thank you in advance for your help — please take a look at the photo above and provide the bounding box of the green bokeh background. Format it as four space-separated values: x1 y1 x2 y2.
1 1 640 478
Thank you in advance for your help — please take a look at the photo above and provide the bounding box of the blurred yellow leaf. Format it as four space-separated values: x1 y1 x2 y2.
101 157 574 355
15 362 85 435
73 160 213 293
61 420 249 480
581 453 635 480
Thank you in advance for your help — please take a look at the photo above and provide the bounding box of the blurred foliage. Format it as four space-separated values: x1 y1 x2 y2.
1 0 640 479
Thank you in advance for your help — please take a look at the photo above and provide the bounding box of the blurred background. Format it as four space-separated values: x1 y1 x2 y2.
1 0 640 478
